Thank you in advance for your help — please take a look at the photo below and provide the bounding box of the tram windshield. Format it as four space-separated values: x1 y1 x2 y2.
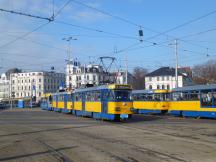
113 90 131 101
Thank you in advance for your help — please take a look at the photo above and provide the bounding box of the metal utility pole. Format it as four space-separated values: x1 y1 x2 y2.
62 37 77 89
125 54 128 84
169 39 179 88
175 39 178 88
10 80 13 109
63 36 77 61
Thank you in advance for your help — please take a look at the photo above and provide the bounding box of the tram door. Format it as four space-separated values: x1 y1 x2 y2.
56 95 58 108
64 94 67 109
102 90 109 114
82 92 85 111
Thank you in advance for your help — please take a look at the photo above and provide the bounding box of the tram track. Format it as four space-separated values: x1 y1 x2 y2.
115 124 216 148
0 125 76 162
52 125 188 162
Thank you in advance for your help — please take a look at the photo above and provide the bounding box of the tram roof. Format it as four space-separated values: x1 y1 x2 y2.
74 84 132 93
132 89 170 94
52 91 72 96
173 84 216 92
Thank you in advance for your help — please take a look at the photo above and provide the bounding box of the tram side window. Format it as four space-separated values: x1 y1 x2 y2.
190 91 200 101
86 92 91 101
172 92 181 101
86 91 101 102
173 91 200 101
49 95 53 102
201 91 213 107
94 91 101 101
213 93 216 107
75 93 82 101
133 93 153 101
132 94 137 100
154 94 163 101
182 92 190 100
53 95 56 101
146 94 153 101
132 93 145 101
58 95 62 102
67 94 72 102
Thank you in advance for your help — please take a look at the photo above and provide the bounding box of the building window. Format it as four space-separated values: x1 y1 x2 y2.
39 78 41 82
93 75 96 81
149 85 152 89
149 77 152 81
162 76 164 81
162 85 165 89
166 76 169 81
157 85 160 89
167 85 170 90
87 75 89 80
157 77 159 81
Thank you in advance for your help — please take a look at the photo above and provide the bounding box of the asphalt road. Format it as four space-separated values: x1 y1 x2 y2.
0 108 216 162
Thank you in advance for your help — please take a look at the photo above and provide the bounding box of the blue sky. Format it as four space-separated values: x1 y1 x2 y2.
0 0 216 73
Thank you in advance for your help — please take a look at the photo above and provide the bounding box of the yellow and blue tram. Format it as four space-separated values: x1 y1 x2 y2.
42 84 133 121
132 89 170 114
169 84 216 118
40 93 53 111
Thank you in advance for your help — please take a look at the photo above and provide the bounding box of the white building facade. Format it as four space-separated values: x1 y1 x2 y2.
145 67 193 90
66 60 104 89
111 71 134 85
10 71 65 100
0 73 10 101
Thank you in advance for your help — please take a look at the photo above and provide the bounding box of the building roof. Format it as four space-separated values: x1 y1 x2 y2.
146 67 184 77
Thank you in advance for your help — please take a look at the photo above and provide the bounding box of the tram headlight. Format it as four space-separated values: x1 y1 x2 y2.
122 102 127 106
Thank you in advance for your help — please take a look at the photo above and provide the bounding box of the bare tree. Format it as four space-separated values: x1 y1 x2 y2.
132 67 148 89
192 59 216 84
